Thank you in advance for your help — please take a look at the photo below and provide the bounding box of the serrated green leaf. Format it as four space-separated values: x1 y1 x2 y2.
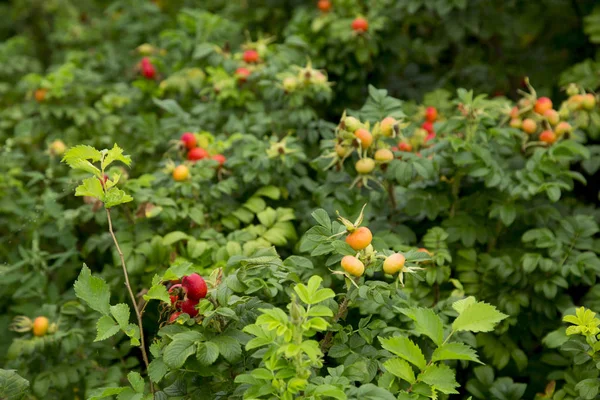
379 336 426 370
143 284 170 304
104 144 132 168
452 301 507 333
104 187 133 208
95 315 120 342
74 265 111 315
383 358 416 384
148 359 168 383
75 176 104 199
0 369 30 400
110 304 130 329
211 336 241 363
163 332 203 368
196 342 219 366
127 372 144 393
452 296 477 314
399 307 444 346
431 342 481 363
419 364 459 394
87 387 126 400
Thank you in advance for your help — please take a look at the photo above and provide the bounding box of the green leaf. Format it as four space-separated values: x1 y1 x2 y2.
162 231 190 246
452 300 508 333
75 177 104 199
383 358 416 384
307 305 333 317
452 296 476 314
311 385 346 400
197 341 220 366
418 364 459 394
399 307 444 346
87 387 126 400
379 336 427 370
95 315 120 341
294 275 335 305
74 265 111 315
104 144 132 168
143 284 170 304
575 378 599 399
311 209 331 230
0 369 30 400
211 336 241 363
127 372 144 393
104 187 133 208
110 304 130 329
163 332 203 368
148 359 168 383
431 342 481 363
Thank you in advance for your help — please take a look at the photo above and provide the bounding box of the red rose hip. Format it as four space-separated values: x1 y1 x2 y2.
182 273 208 301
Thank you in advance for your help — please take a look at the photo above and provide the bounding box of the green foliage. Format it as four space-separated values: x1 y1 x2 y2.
1 1 600 399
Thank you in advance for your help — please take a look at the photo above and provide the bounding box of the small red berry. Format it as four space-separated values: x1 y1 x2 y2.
421 121 434 134
182 273 208 301
169 312 182 323
181 132 197 150
351 17 368 33
180 298 199 317
424 132 436 143
425 107 438 122
243 50 260 64
235 67 251 82
539 130 557 144
212 154 226 166
318 0 331 12
140 57 156 79
534 97 553 115
188 147 208 162
398 142 413 152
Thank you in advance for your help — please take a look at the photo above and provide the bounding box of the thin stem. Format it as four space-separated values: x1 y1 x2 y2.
320 279 356 354
106 208 154 395
449 175 462 218
387 181 397 210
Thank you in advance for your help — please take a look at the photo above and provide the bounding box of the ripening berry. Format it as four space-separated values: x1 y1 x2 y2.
49 140 66 156
188 147 208 162
582 94 596 110
140 57 156 79
181 132 197 149
543 109 560 126
182 273 208 301
568 95 584 110
335 144 349 158
555 121 572 136
509 118 522 129
282 77 298 92
354 128 373 148
509 106 520 119
169 312 182 323
181 298 199 317
398 141 413 152
425 107 438 122
35 88 47 102
351 17 368 33
421 121 434 135
374 148 394 163
344 116 361 132
355 158 375 174
345 226 373 251
317 0 331 12
212 154 226 166
539 130 557 144
521 118 537 134
243 50 260 63
235 67 251 82
383 253 406 275
534 97 553 115
380 117 397 137
341 255 365 277
172 165 189 181
33 316 49 337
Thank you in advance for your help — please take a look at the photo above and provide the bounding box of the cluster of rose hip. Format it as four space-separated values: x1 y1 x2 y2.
232 49 261 84
335 208 430 286
172 133 227 182
394 106 438 154
331 114 399 178
167 273 207 323
280 64 330 94
509 96 573 145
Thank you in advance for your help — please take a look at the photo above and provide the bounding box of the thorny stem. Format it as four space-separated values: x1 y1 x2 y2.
106 208 154 395
320 279 357 354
